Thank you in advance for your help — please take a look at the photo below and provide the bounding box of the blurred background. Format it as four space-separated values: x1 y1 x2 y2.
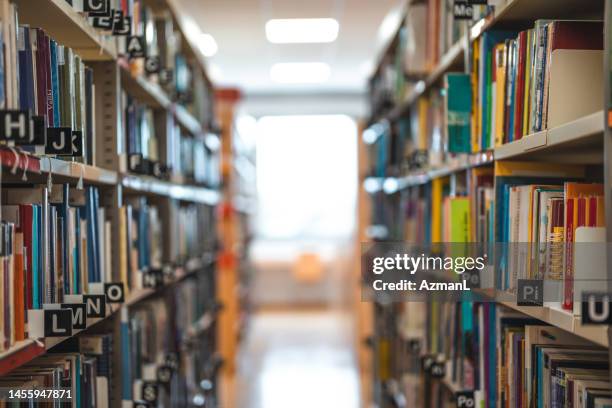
172 0 405 406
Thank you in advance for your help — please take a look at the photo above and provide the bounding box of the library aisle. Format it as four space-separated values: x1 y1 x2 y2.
2 0 612 407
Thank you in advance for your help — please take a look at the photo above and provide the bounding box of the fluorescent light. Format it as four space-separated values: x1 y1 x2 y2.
270 62 331 84
198 33 218 57
265 18 339 44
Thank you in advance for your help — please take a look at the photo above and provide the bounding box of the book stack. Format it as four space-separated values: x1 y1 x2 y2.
1 16 97 163
0 185 112 351
0 334 114 407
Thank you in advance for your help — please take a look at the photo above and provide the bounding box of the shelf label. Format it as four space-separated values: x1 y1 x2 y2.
165 353 179 371
83 294 107 318
84 0 110 14
44 309 73 337
453 1 474 19
112 11 132 36
0 110 31 143
517 279 543 306
91 13 113 29
581 292 612 325
60 303 87 330
430 361 446 378
143 268 164 289
104 282 125 303
145 57 161 75
159 69 174 86
71 130 84 157
45 127 73 155
422 355 445 377
457 391 475 407
127 36 146 59
156 365 173 384
141 382 158 403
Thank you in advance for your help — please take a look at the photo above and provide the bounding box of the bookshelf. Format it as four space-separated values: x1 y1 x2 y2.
0 1 223 407
363 0 612 406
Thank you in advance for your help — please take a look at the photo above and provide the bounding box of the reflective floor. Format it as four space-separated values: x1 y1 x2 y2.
235 309 360 408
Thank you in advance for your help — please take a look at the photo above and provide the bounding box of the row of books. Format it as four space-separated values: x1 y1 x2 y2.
377 19 604 173
0 334 114 407
122 270 219 406
460 21 603 153
368 0 496 120
393 301 612 408
0 264 218 406
123 90 220 186
401 162 606 313
0 185 110 351
0 186 217 352
0 8 97 164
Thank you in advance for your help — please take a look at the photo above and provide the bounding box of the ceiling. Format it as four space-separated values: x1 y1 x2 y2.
175 0 403 95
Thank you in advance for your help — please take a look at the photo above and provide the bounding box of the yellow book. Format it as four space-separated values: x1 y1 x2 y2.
431 178 444 243
494 43 507 146
417 98 429 150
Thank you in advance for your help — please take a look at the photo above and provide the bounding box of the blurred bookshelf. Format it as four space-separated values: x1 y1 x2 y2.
0 0 223 406
361 0 612 407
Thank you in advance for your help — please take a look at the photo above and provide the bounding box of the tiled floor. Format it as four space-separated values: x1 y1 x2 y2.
234 309 360 408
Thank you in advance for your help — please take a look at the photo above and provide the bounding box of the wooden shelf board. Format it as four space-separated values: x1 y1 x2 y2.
0 340 45 376
494 111 603 162
119 67 172 110
0 148 118 186
498 300 608 347
18 0 117 61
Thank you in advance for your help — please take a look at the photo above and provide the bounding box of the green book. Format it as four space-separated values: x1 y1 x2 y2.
445 73 472 153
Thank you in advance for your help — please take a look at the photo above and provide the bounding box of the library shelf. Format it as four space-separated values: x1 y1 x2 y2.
494 111 604 162
372 110 603 195
119 66 206 136
0 254 213 376
119 66 172 110
474 288 608 347
122 174 220 205
18 0 117 61
0 147 119 186
374 0 604 124
497 300 609 347
0 340 45 377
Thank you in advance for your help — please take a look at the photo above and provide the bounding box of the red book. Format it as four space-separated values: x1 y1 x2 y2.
35 29 48 118
513 31 527 141
42 33 53 126
588 196 598 227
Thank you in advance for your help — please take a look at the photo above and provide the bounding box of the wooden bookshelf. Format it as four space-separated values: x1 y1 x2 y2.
18 0 117 61
375 0 605 123
365 0 611 405
0 255 212 376
122 174 220 205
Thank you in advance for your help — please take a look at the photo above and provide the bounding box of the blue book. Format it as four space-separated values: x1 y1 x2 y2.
50 40 60 127
121 311 132 401
18 27 35 113
85 186 99 282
